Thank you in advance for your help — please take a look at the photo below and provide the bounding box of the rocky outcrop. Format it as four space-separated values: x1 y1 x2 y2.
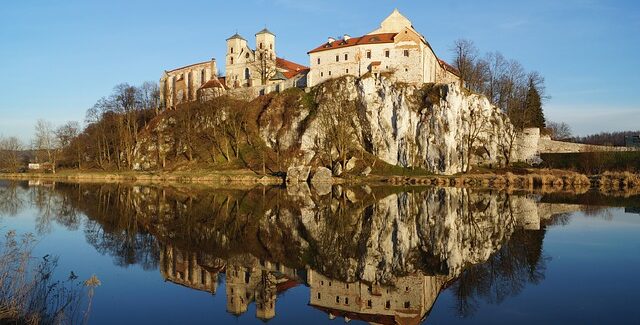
134 76 524 174
262 76 513 175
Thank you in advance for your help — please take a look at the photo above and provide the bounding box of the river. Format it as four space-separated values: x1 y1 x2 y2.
1 180 639 324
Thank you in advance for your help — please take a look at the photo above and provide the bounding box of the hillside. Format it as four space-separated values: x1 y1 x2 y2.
133 75 516 176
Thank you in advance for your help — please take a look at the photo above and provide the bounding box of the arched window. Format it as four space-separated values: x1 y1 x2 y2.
244 68 250 80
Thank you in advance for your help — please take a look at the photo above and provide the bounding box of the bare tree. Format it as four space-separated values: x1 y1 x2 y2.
139 81 160 115
315 101 358 169
0 136 23 171
463 106 492 172
547 121 572 140
56 121 81 168
253 49 277 85
34 119 58 173
451 39 479 89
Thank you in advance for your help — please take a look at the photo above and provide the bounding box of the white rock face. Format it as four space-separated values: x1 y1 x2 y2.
293 76 513 175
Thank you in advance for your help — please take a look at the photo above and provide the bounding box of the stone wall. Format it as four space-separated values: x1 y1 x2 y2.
160 60 217 109
512 128 634 163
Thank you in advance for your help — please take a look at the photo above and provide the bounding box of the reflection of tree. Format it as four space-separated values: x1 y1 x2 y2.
450 229 548 318
69 185 159 271
27 184 83 234
0 181 24 216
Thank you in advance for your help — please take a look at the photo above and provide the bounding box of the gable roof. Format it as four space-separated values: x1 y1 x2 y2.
438 59 461 77
199 77 227 90
276 57 309 79
308 33 397 54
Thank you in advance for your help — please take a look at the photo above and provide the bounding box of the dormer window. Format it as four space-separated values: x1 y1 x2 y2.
370 36 379 42
339 40 347 45
323 43 332 48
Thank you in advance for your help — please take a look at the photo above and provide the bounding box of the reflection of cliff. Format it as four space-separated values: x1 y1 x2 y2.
18 182 563 281
8 181 591 323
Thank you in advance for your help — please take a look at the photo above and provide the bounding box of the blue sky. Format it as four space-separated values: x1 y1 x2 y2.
1 0 638 142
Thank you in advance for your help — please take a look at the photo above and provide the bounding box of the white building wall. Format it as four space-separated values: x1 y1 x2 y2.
308 42 442 87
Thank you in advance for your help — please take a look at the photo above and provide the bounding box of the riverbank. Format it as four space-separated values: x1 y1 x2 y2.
2 168 639 193
379 170 640 192
0 169 283 186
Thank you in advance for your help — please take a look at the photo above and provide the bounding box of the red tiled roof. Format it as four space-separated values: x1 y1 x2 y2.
276 57 309 79
438 59 460 77
308 33 397 54
275 279 300 293
309 304 421 325
200 77 227 90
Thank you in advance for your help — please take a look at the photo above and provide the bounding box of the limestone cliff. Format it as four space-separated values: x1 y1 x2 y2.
134 75 517 174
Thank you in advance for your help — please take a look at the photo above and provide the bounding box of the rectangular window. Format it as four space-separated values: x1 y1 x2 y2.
404 50 409 57
317 58 321 64
320 72 324 77
385 50 390 58
328 71 332 76
346 69 349 73
366 51 371 59
344 53 348 60
336 55 339 62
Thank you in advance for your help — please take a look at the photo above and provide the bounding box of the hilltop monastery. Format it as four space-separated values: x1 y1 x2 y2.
159 9 460 109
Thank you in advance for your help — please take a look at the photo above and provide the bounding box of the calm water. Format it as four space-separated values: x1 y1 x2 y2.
1 180 640 324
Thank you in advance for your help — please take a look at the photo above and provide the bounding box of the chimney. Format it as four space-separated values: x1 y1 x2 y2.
328 37 336 43
343 34 351 41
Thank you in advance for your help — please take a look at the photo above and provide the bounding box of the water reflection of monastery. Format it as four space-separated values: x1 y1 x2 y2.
160 245 304 321
308 271 448 325
159 242 455 324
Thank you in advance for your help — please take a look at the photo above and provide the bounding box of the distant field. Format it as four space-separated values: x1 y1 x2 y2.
540 151 640 174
